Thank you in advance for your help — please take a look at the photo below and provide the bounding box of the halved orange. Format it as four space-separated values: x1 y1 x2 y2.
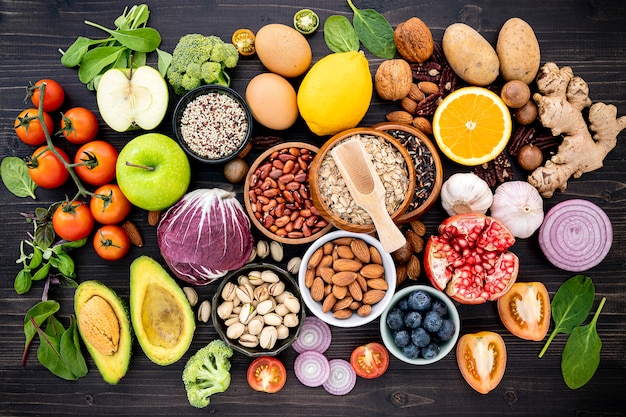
432 87 512 166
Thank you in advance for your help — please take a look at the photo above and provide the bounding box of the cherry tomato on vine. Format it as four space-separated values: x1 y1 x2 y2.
14 108 54 146
27 146 70 188
30 79 65 112
52 201 94 241
456 331 507 394
60 107 99 144
247 356 287 393
90 184 132 225
93 225 130 261
74 140 118 186
497 282 551 341
350 342 389 379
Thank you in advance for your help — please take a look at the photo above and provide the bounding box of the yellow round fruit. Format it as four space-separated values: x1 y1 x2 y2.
432 86 512 166
297 51 373 136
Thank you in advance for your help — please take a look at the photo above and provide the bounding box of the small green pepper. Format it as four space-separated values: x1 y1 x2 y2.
294 9 319 35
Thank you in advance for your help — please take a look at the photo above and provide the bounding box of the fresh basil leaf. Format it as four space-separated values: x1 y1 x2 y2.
28 246 43 269
1 157 37 199
59 316 88 379
78 46 125 84
14 269 32 295
58 237 88 250
324 15 360 53
34 223 55 250
32 262 51 281
347 0 396 59
561 297 606 389
23 300 60 354
50 252 75 278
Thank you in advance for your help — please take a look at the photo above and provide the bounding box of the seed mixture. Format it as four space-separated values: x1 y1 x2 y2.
385 129 437 211
179 92 249 159
317 134 409 225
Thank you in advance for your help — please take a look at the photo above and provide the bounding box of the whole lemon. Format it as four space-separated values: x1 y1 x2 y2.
297 51 373 136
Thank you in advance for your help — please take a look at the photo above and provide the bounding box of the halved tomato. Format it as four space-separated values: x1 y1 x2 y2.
456 331 507 394
247 356 286 393
350 342 389 379
497 282 550 341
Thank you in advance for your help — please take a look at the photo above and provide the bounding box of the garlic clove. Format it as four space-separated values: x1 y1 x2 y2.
490 180 544 239
440 172 493 216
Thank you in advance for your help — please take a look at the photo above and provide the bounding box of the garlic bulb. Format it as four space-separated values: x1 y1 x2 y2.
440 173 493 216
490 181 544 239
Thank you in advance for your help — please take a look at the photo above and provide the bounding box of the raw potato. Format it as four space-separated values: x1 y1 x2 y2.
496 18 541 84
442 23 499 86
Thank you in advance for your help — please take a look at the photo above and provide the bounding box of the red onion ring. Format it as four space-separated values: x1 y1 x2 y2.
294 350 330 387
322 359 357 396
538 199 612 272
291 316 332 353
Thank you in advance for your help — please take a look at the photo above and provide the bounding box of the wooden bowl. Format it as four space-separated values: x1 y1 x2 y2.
308 127 416 234
372 123 443 223
244 142 333 245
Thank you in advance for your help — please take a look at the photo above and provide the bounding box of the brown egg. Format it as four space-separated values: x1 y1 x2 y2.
255 23 312 78
245 73 299 130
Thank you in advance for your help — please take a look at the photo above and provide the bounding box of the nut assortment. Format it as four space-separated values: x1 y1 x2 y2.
216 269 301 351
304 236 389 320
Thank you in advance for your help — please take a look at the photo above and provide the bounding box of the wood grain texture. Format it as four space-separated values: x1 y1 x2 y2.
1 1 625 416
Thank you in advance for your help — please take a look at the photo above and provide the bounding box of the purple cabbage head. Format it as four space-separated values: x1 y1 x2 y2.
157 188 255 285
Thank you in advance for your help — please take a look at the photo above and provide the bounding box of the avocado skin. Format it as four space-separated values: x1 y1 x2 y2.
74 280 132 385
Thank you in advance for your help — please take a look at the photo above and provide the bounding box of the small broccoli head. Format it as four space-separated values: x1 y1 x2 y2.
182 340 233 408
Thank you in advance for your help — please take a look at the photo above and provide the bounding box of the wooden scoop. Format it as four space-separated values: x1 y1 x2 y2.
331 138 406 253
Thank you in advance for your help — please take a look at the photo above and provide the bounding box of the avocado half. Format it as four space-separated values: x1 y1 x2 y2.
74 280 132 385
129 256 196 366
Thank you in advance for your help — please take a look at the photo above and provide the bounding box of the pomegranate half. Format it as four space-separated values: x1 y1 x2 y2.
424 213 519 304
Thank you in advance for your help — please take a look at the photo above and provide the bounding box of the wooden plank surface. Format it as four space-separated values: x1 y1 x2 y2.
1 1 625 416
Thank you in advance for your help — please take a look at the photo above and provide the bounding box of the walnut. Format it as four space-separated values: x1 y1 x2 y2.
394 17 435 63
374 59 413 101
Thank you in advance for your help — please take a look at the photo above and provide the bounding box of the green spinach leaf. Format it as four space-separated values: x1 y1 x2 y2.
59 315 88 379
23 300 60 359
35 316 85 380
78 46 126 84
347 0 396 59
539 275 595 358
324 15 360 53
84 21 162 53
1 157 37 199
562 297 606 389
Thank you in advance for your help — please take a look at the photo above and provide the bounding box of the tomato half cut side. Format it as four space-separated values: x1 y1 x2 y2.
456 331 507 394
247 356 287 393
350 342 389 379
497 282 550 341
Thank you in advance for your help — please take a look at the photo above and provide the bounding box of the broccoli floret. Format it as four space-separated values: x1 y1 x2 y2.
167 33 240 95
182 340 233 408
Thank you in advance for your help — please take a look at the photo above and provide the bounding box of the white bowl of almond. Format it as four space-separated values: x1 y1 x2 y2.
298 230 396 328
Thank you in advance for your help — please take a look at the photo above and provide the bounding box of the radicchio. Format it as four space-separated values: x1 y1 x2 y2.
157 188 255 285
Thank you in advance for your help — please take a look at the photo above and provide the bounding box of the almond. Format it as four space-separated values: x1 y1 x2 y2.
333 309 353 320
321 293 337 313
318 266 336 284
412 116 433 134
406 230 425 253
409 220 427 236
332 237 354 246
333 258 363 272
331 271 358 286
385 110 414 124
350 239 371 263
357 304 372 317
332 296 353 312
310 277 325 301
396 263 408 287
122 221 143 247
400 96 418 114
407 255 421 280
307 247 324 269
408 83 426 102
349 300 362 310
322 241 335 255
348 280 363 301
418 81 439 95
356 274 368 293
335 245 355 259
147 210 161 226
319 254 333 269
369 246 383 264
332 284 348 299
362 289 386 305
360 263 385 279
367 278 389 290
304 268 315 288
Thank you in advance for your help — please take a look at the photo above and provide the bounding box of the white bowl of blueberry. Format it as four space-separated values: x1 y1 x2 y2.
380 285 460 365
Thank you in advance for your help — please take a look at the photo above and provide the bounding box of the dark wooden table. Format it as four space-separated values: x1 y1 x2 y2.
1 1 625 416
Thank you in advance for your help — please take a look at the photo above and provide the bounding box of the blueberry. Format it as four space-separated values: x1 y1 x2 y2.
394 330 411 347
397 298 410 311
435 319 456 342
402 343 420 360
404 311 422 329
421 342 440 360
431 299 448 317
423 310 443 333
386 308 405 331
411 327 431 348
407 290 431 311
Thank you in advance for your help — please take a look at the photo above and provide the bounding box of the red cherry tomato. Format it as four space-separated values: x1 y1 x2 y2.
90 184 132 225
14 108 54 146
247 356 287 393
350 342 389 379
60 107 99 144
497 282 551 341
52 201 94 241
456 331 507 394
93 225 131 261
27 146 70 188
74 140 118 186
30 79 65 112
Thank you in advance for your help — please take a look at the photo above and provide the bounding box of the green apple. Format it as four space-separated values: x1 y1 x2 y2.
96 65 169 132
116 133 191 211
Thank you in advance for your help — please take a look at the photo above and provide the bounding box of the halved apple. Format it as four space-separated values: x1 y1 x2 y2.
96 66 169 132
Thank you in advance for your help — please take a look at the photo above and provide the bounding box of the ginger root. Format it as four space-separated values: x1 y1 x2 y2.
528 62 626 197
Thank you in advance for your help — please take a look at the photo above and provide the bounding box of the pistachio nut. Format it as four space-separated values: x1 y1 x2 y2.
259 326 278 350
256 299 276 316
224 315 241 327
270 241 284 262
197 300 211 323
284 296 301 314
239 334 259 348
268 281 285 297
217 300 234 320
239 303 257 325
287 256 302 274
283 312 299 328
274 303 290 316
246 246 257 263
276 324 290 340
226 322 245 339
235 283 254 304
261 270 280 283
247 315 265 335
263 312 283 327
256 240 270 259
183 287 199 307
274 290 294 304
221 281 237 301
253 284 270 302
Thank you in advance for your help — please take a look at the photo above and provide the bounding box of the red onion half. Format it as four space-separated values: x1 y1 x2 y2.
538 199 612 272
